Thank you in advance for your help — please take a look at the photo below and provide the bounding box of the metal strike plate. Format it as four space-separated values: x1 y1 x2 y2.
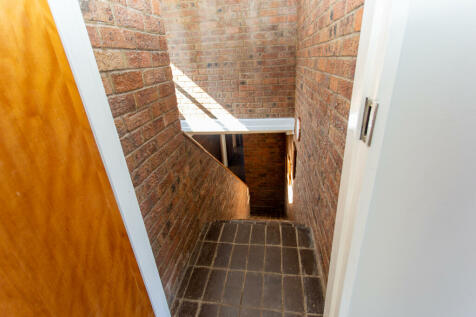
360 97 379 146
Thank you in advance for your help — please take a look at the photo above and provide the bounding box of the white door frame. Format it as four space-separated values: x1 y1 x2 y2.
46 1 170 316
324 1 410 316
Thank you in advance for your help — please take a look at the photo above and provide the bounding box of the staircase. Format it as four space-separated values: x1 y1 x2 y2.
172 220 325 317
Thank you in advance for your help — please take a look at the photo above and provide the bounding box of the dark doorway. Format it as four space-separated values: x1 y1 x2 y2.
227 135 246 182
192 133 287 218
243 133 286 218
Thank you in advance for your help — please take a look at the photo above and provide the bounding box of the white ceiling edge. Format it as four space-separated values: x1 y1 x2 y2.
181 118 295 135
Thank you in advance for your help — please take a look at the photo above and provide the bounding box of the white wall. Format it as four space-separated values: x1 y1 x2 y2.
347 1 476 316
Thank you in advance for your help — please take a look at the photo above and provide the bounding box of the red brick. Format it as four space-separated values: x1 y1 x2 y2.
152 52 170 67
111 71 144 93
334 58 356 79
158 82 175 98
101 73 114 95
354 6 364 31
162 108 178 127
334 95 350 118
341 34 360 56
98 26 136 49
331 0 346 21
108 93 136 116
159 36 168 51
155 125 179 147
135 32 161 50
127 0 151 13
130 140 159 172
151 0 161 16
143 68 172 85
86 25 101 47
125 51 153 68
346 0 364 13
94 49 125 71
123 108 153 131
144 15 161 34
80 0 114 24
120 130 143 155
152 94 177 117
113 5 144 30
114 117 127 137
329 126 346 156
142 118 165 141
135 87 159 107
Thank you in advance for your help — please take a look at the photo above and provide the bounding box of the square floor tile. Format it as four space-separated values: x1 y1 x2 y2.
281 224 297 247
251 224 266 244
247 245 265 271
264 246 281 273
205 222 223 241
283 276 304 312
219 305 239 317
303 277 324 314
235 223 252 244
220 223 237 243
184 268 209 300
299 249 318 276
262 274 282 310
214 243 232 268
297 227 312 248
177 301 198 317
230 244 249 269
196 242 217 267
198 303 219 317
242 272 263 307
222 271 244 305
266 224 281 245
203 269 226 302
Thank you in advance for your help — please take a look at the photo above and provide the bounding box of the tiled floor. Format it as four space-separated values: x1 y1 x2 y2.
172 220 324 317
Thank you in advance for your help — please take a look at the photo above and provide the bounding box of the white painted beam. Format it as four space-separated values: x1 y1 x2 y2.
180 118 295 135
220 135 228 167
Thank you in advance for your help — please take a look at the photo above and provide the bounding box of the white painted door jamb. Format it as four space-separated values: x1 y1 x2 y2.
46 1 170 316
324 1 410 316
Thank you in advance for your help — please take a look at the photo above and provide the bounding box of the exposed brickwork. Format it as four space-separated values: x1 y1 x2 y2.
80 0 249 304
160 0 297 119
243 134 286 217
290 0 364 283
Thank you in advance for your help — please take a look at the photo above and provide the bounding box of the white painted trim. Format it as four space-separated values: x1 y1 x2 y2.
220 135 228 167
46 1 170 316
232 135 237 151
325 1 410 316
180 118 295 135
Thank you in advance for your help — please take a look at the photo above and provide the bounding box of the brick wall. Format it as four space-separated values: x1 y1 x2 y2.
160 0 297 119
79 0 249 303
290 0 364 283
243 133 286 217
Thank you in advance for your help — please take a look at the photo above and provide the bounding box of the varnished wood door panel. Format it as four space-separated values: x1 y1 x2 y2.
0 1 154 316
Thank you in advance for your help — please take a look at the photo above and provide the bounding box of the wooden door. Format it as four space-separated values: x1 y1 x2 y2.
0 1 154 315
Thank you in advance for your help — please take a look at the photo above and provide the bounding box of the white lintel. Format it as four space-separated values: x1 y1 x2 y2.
181 118 295 135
